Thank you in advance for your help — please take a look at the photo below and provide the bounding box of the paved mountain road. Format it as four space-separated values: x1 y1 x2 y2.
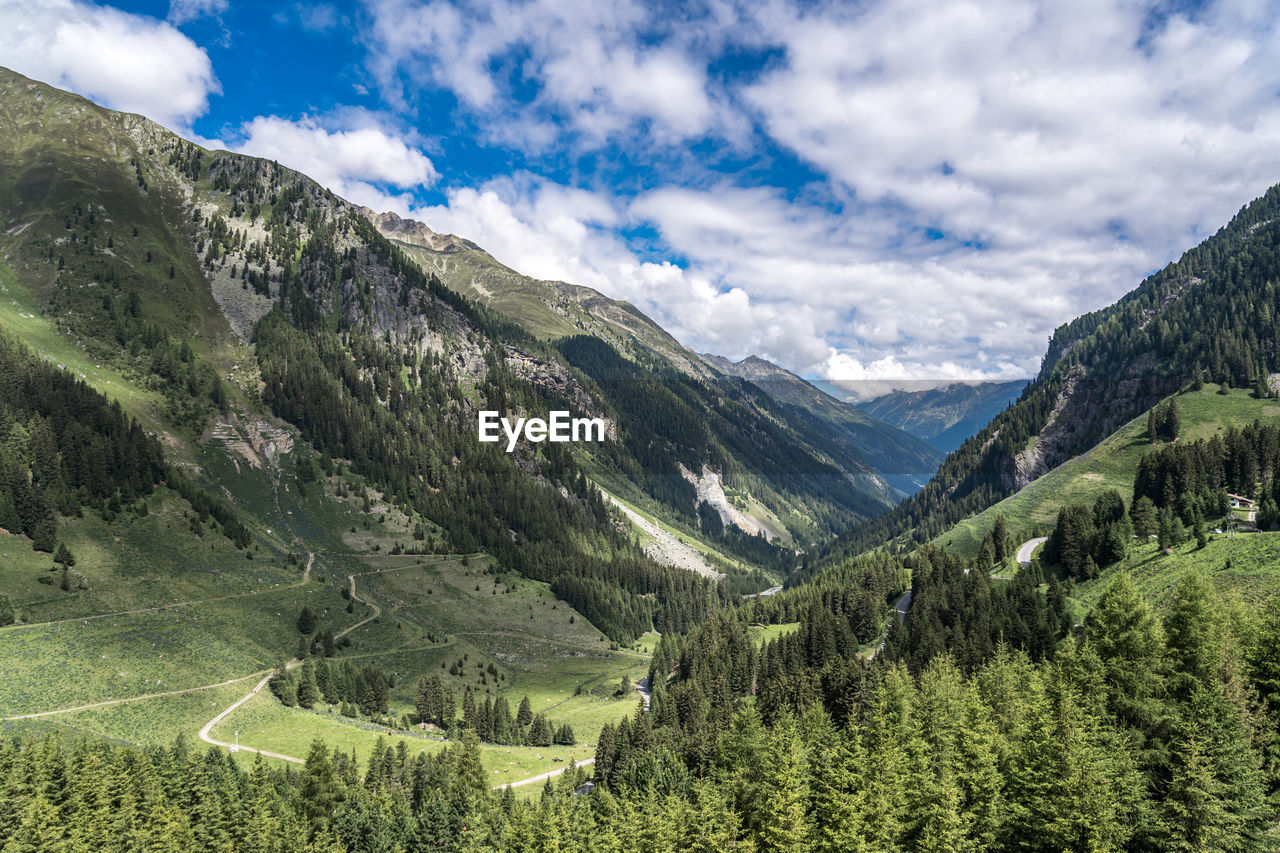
496 758 595 790
1016 537 1048 566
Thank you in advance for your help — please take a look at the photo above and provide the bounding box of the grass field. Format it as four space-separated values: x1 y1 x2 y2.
0 261 164 431
213 689 593 780
348 554 652 737
0 433 648 767
0 682 251 747
1074 531 1280 612
937 385 1278 558
749 622 800 647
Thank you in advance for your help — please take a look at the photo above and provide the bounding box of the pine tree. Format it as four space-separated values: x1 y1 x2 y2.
2 795 66 853
297 606 317 635
297 659 319 709
1131 496 1158 539
758 712 811 853
529 714 553 747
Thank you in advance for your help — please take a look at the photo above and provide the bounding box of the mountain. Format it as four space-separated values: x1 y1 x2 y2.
367 209 712 378
366 209 923 537
826 179 1280 561
857 380 1027 452
0 63 910 625
698 353 943 494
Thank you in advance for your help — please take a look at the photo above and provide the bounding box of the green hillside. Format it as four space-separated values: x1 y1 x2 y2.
937 384 1279 557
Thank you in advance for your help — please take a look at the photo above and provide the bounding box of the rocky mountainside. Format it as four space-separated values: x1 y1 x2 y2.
367 209 711 378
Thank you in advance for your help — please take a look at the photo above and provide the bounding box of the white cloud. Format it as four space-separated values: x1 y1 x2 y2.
0 0 218 128
365 0 723 145
741 0 1280 305
351 0 1280 391
168 0 227 24
231 114 439 215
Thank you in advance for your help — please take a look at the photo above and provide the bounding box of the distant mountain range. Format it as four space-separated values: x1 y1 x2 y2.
856 380 1026 452
698 353 943 495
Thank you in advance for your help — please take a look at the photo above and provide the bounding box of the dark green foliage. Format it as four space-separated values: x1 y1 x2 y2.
413 674 454 728
164 468 253 549
1134 418 1280 529
1148 398 1182 442
297 606 317 635
52 542 74 567
1043 490 1131 578
0 330 164 551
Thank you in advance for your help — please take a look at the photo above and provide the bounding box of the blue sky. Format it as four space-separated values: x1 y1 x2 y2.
4 0 1280 392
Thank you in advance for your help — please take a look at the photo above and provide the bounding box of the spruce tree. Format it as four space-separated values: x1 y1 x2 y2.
297 660 319 709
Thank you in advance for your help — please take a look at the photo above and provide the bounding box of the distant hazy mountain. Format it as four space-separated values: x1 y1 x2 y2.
698 354 944 495
857 381 1026 452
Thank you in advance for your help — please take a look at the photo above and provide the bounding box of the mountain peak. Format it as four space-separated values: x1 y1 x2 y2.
361 208 481 253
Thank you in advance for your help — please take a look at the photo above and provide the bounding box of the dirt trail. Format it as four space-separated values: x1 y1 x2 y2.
2 551 317 635
197 569 381 763
0 672 267 721
495 757 595 790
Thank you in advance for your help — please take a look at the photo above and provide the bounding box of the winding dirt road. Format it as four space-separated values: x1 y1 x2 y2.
197 564 380 763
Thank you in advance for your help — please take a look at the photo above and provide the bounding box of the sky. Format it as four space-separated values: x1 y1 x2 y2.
4 0 1280 389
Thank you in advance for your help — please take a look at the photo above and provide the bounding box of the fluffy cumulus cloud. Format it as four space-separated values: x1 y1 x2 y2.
357 0 1280 387
232 114 439 215
734 0 1280 380
0 0 217 128
364 0 724 146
